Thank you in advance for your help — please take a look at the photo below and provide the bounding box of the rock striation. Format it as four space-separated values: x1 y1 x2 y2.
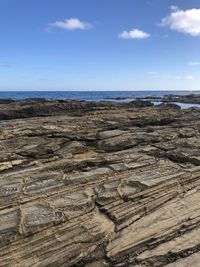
0 98 200 266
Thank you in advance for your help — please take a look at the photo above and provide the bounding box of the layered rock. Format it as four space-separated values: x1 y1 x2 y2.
0 98 199 266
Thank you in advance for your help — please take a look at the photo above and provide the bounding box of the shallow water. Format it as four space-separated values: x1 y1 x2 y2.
152 101 200 109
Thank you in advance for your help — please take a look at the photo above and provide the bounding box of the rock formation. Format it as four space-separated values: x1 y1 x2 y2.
0 98 199 266
137 93 200 104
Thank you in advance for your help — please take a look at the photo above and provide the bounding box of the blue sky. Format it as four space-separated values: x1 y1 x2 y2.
1 0 200 91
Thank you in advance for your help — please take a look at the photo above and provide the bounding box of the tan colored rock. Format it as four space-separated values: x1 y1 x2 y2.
0 99 199 266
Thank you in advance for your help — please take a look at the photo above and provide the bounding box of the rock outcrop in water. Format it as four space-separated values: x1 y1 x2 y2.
0 98 200 266
138 93 200 105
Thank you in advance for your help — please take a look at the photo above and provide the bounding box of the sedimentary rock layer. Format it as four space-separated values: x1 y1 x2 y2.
0 98 200 266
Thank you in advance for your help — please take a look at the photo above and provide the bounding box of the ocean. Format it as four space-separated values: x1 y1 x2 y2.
0 91 200 109
0 90 199 101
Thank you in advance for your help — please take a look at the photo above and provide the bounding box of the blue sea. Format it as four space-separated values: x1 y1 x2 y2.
0 90 199 100
0 90 200 109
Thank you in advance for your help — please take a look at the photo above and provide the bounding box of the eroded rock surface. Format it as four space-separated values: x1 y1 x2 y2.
0 98 200 266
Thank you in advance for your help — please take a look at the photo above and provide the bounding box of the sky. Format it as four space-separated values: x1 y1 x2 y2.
1 0 200 91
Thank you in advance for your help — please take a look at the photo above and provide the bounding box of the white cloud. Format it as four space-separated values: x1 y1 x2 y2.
48 18 93 31
119 29 150 39
188 61 200 66
160 7 200 36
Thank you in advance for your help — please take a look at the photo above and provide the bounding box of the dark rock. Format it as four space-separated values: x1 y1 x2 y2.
129 100 154 108
0 98 15 104
157 103 181 110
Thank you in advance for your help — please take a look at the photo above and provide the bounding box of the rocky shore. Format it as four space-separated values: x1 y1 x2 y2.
137 93 200 104
106 93 200 105
0 98 200 266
